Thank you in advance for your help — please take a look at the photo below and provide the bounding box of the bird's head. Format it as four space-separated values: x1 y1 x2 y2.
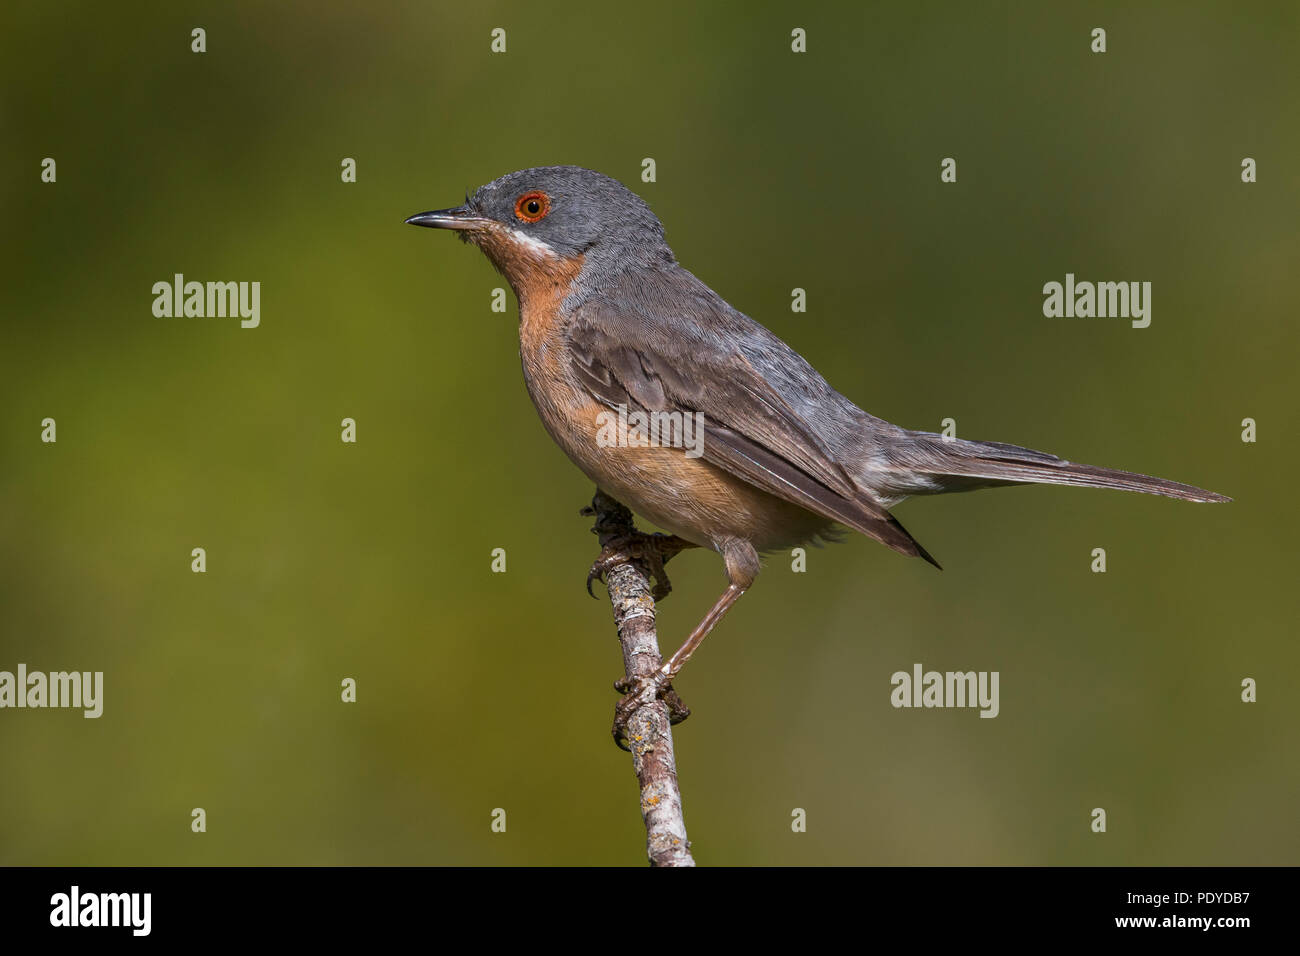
406 165 673 292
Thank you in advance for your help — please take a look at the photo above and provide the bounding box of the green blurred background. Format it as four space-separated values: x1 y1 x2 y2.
2 1 1296 865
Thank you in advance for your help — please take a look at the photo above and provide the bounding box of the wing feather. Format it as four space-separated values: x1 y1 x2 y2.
566 300 939 566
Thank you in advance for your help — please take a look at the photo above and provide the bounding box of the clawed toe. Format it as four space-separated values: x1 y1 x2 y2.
611 674 691 750
585 531 690 601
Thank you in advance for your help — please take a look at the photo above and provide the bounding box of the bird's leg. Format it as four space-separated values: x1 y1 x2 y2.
612 583 747 749
610 541 759 749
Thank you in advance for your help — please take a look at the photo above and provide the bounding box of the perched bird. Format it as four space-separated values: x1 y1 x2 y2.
406 165 1228 745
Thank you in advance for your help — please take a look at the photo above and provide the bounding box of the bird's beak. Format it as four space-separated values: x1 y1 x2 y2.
404 205 491 231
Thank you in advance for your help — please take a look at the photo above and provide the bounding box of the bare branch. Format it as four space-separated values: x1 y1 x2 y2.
586 490 695 867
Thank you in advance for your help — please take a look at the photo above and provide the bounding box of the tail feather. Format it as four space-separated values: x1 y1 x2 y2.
886 434 1231 504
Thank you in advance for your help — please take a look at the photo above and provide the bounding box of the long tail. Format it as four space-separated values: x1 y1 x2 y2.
881 432 1231 503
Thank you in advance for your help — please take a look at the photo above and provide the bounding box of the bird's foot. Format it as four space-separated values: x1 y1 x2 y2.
585 531 691 602
611 673 691 750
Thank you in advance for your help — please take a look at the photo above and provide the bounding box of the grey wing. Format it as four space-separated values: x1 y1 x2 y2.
565 299 940 567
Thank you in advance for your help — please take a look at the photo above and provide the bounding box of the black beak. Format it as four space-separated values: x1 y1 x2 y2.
404 204 491 231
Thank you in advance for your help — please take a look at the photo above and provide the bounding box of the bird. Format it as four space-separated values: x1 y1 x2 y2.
406 165 1229 746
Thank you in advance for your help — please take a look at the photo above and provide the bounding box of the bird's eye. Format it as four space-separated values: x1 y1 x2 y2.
514 191 550 223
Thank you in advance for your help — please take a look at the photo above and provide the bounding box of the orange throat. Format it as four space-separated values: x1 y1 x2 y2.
469 223 585 313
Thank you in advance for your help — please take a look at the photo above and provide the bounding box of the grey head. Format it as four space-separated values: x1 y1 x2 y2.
405 166 676 283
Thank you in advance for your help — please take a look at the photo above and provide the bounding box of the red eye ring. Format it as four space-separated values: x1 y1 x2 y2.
514 191 550 223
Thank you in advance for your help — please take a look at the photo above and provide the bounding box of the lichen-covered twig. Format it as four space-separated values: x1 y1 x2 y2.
584 490 695 867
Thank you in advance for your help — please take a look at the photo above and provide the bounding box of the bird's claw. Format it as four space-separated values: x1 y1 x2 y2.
585 531 685 601
611 673 691 750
